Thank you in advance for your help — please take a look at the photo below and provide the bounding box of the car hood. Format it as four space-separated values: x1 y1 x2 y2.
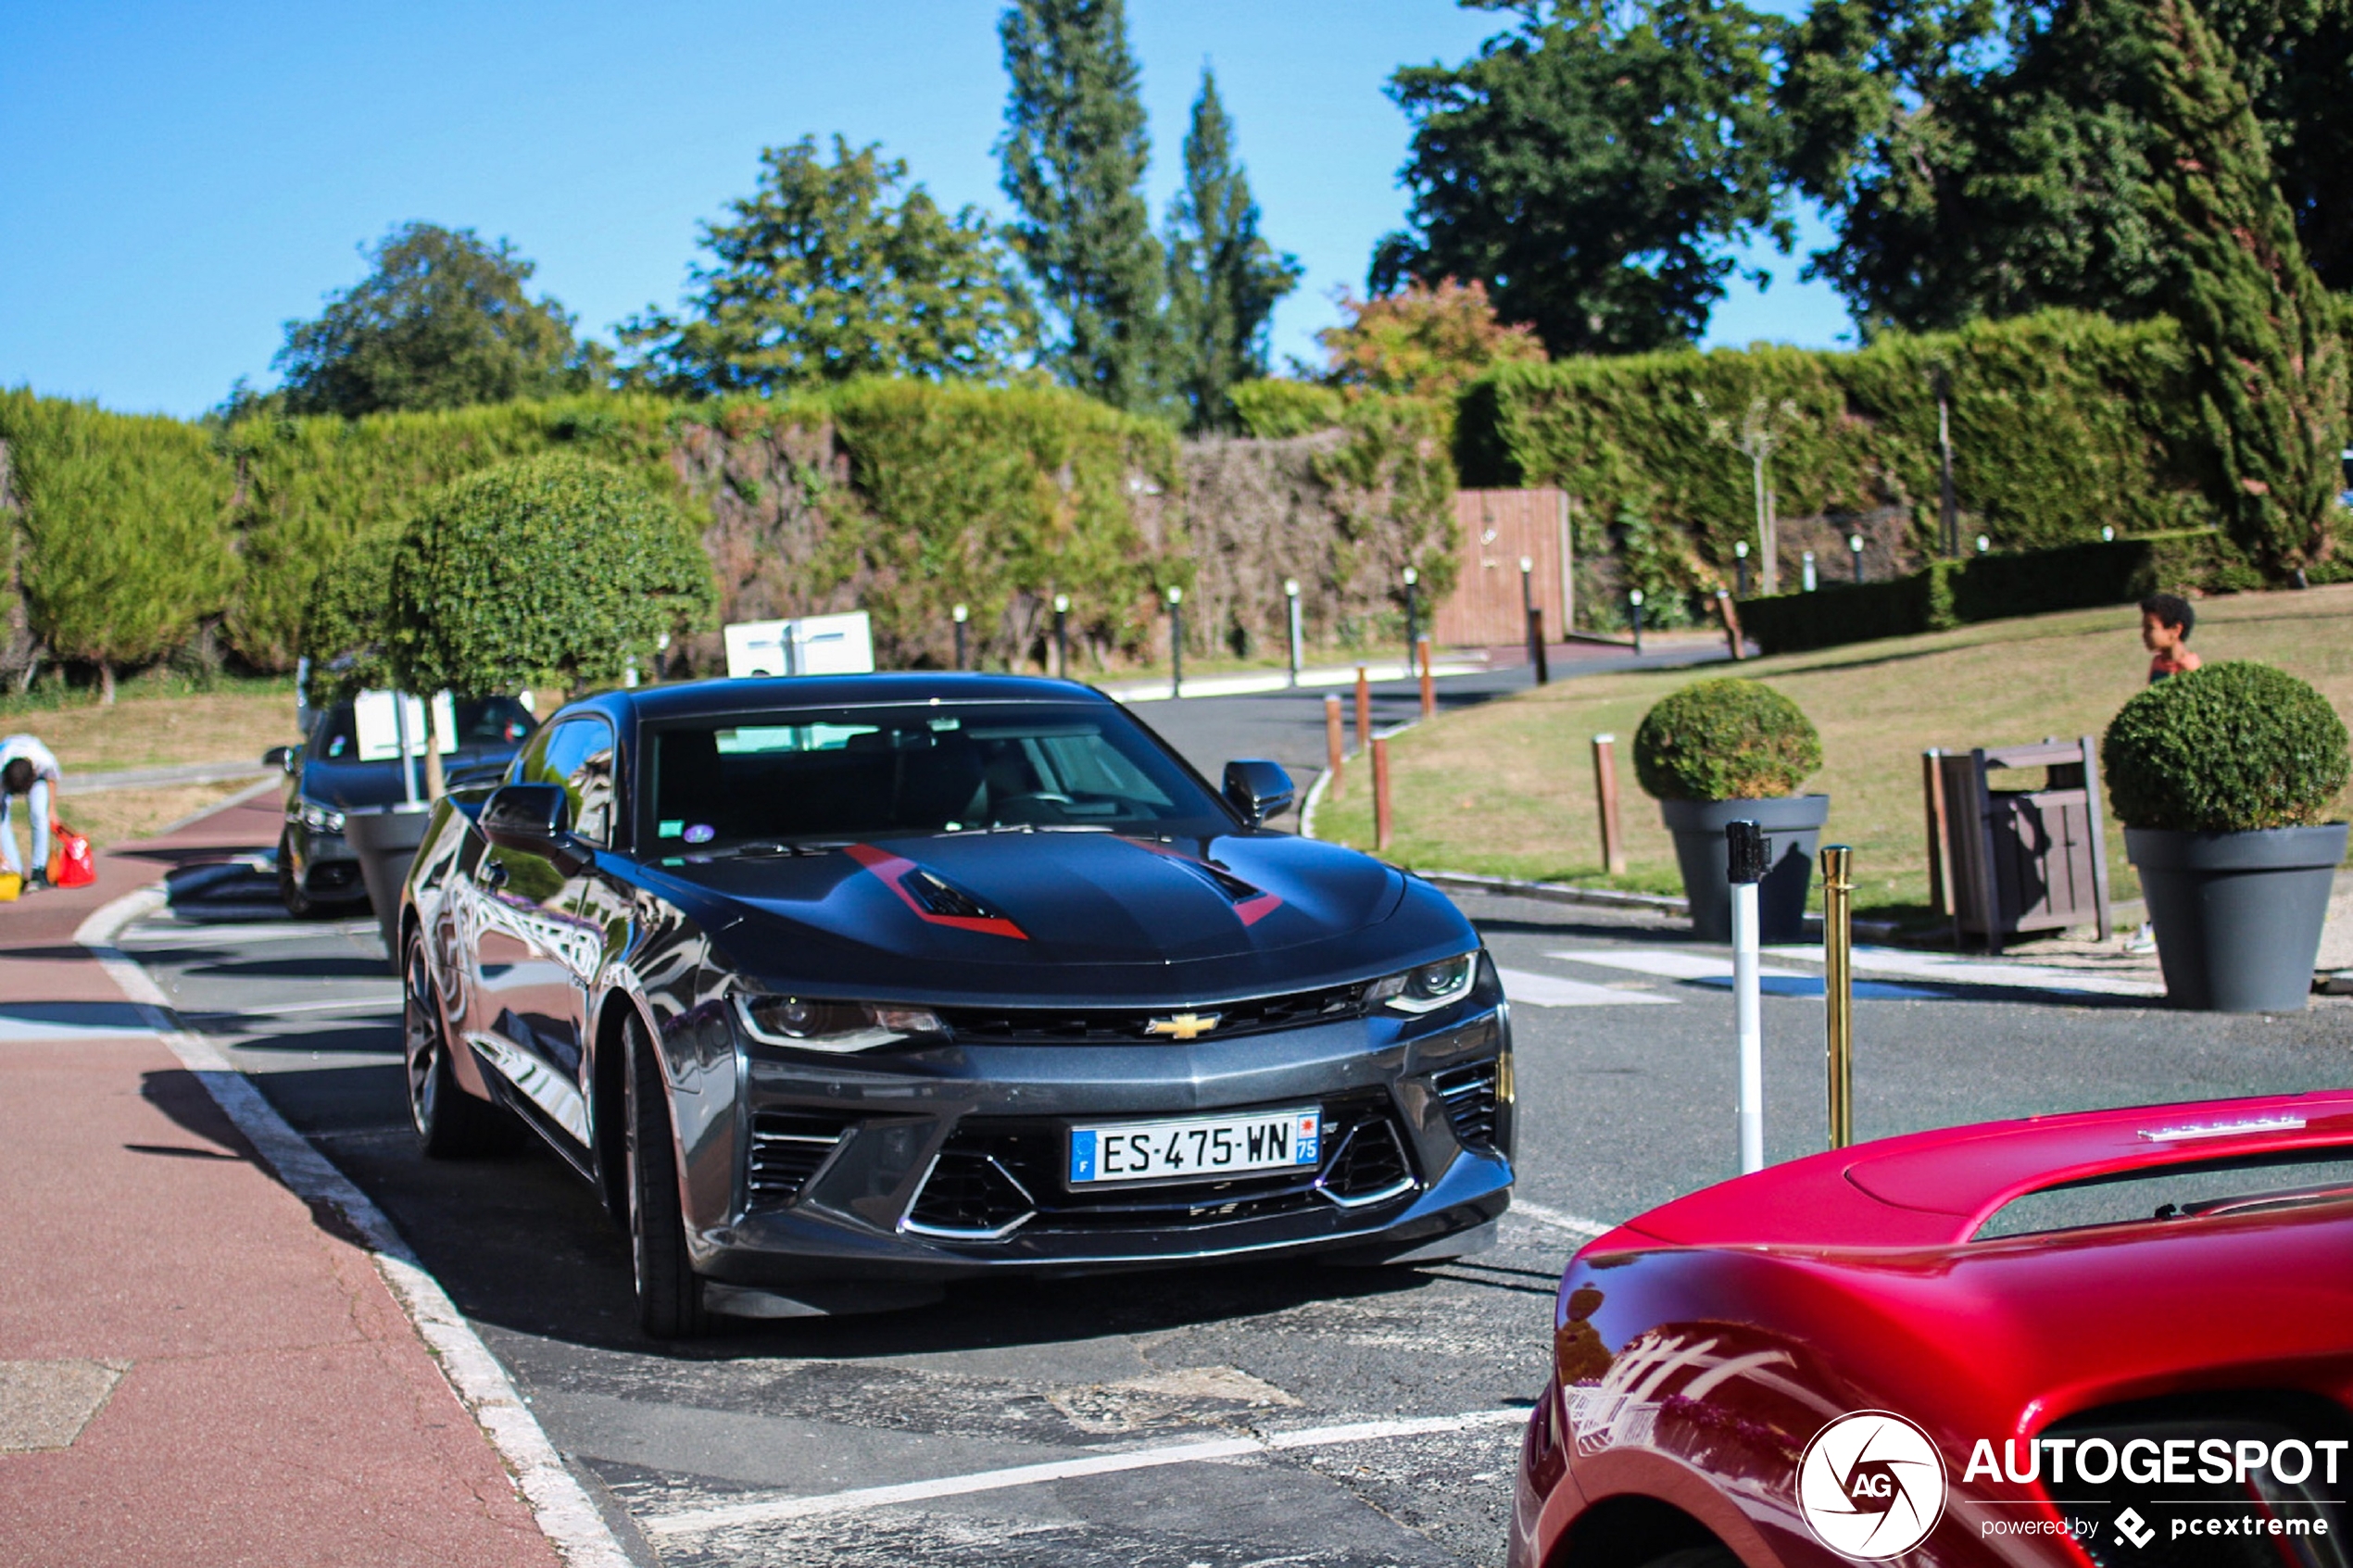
301 749 518 811
654 830 1446 999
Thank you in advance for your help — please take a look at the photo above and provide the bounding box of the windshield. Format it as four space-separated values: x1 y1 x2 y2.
310 696 536 762
643 702 1230 850
1972 1150 2353 1240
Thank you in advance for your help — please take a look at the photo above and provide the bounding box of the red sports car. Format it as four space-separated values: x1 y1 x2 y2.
1512 1090 2353 1567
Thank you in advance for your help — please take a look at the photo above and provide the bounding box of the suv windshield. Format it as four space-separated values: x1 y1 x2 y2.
644 703 1230 849
310 696 536 762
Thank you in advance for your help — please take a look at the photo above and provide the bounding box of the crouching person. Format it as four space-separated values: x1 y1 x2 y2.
1 735 64 892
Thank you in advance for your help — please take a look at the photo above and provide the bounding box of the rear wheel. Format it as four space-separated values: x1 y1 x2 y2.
277 831 318 919
626 1016 709 1340
403 933 509 1157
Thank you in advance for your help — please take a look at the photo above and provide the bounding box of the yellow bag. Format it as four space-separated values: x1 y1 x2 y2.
0 872 19 902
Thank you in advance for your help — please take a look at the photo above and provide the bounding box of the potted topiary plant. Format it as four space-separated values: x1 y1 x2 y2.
1634 677 1829 944
2104 661 2349 1011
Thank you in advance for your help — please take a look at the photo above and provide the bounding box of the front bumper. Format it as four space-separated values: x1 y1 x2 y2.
682 999 1515 1285
285 822 367 900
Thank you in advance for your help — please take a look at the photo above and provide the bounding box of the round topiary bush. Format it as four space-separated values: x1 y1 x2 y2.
387 453 715 696
2101 660 2349 831
1633 678 1823 801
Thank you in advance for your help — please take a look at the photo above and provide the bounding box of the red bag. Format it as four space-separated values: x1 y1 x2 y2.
47 823 95 889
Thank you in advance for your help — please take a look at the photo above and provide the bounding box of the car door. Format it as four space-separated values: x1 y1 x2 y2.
464 715 615 1150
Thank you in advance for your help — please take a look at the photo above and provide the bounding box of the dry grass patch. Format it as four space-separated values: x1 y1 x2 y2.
1315 585 2353 919
1 684 301 776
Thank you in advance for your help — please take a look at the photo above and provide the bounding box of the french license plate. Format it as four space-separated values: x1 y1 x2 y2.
1068 1108 1322 1185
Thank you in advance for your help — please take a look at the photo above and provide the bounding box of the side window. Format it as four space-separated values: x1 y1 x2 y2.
534 718 618 847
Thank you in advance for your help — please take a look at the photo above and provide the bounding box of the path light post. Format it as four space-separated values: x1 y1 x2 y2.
1052 594 1070 680
1976 533 1991 555
1165 586 1183 698
1629 588 1645 657
1801 551 1818 593
1821 844 1856 1149
1519 556 1549 685
1849 533 1865 584
1733 540 1749 598
1284 578 1302 687
2101 525 2114 543
1403 567 1420 668
1728 820 1768 1174
952 603 969 671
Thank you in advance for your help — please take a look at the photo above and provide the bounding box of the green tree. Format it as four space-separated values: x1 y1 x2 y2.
387 453 715 697
1164 69 1302 432
623 137 1038 395
0 391 237 702
1780 0 2353 329
273 223 603 417
1374 0 1792 357
1315 279 1548 400
997 0 1169 412
2127 0 2345 572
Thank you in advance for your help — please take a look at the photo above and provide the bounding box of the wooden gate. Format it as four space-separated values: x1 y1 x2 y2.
1433 489 1572 646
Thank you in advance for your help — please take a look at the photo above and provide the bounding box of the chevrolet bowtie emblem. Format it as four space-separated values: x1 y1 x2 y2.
1145 1012 1222 1041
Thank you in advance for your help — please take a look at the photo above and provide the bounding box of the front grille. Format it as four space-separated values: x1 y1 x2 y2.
901 1090 1417 1240
934 982 1369 1045
1431 1060 1500 1148
747 1111 852 1206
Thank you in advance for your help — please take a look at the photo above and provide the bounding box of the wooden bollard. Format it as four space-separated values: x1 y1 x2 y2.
1354 665 1371 754
1374 736 1393 850
1417 637 1435 719
1325 694 1345 798
1592 733 1627 875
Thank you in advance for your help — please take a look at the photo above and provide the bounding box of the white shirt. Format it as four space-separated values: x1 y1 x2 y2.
0 735 62 786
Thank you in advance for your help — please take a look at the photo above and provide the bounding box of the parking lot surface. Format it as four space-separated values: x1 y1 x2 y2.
125 847 2351 1566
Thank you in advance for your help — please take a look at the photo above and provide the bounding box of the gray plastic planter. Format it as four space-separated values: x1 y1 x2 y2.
345 803 434 974
2126 822 2347 1012
1659 794 1831 944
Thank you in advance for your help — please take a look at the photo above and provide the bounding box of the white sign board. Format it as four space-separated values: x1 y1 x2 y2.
723 612 875 678
352 690 459 759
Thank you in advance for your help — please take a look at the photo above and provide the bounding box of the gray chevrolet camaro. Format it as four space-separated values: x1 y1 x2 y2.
399 673 1515 1337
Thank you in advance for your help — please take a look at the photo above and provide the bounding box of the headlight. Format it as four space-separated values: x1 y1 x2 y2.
732 992 945 1054
1367 952 1479 1014
297 801 346 834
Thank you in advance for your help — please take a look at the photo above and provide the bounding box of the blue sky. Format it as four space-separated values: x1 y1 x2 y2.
0 1 1848 419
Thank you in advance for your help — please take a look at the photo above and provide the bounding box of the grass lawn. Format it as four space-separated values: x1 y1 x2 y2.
1312 585 2353 922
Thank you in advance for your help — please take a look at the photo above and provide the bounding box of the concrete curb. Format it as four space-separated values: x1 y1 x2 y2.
75 885 634 1568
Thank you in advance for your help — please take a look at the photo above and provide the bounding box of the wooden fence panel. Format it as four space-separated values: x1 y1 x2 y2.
1434 489 1571 646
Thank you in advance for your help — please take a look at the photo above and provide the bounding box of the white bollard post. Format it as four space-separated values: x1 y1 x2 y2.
1728 820 1767 1173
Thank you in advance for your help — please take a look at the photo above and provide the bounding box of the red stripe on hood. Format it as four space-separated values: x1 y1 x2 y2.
844 843 1028 940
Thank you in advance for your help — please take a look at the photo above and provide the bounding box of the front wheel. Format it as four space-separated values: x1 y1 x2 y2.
404 934 510 1158
626 1016 710 1340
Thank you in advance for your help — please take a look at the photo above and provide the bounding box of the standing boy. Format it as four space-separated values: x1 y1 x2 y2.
0 734 63 891
2140 594 2203 683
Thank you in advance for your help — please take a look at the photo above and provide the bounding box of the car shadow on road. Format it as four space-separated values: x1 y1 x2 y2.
135 1063 1460 1364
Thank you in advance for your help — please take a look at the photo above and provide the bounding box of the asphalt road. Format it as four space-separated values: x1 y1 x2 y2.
118 674 2353 1568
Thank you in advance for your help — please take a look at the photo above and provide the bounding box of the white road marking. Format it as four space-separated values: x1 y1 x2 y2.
80 891 632 1568
0 1013 158 1044
1765 944 2166 998
181 993 402 1021
1497 967 1676 1008
1545 948 1806 982
1508 1202 1615 1240
641 1408 1531 1538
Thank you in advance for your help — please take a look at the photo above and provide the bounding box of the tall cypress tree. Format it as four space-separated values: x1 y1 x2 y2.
996 0 1167 413
1164 68 1302 432
2127 0 2346 573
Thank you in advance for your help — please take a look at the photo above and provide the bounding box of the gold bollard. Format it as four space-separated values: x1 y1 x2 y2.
1373 736 1393 850
1592 734 1627 876
1354 665 1371 754
1820 844 1856 1149
1324 694 1345 799
1417 637 1435 719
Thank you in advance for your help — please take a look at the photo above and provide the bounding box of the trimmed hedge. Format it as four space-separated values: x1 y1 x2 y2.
2102 661 2349 831
1735 531 2232 655
1633 677 1822 801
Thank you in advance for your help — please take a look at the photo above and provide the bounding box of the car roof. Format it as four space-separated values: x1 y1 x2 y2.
1596 1087 2353 1250
602 672 1117 725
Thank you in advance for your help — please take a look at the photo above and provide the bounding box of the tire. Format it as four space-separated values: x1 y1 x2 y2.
403 933 510 1157
625 1016 710 1340
277 830 319 919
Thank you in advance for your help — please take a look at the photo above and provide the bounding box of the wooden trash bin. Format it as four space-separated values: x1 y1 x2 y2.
1923 737 2113 953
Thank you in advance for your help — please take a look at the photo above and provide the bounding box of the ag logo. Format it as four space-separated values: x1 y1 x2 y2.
1797 1411 1947 1561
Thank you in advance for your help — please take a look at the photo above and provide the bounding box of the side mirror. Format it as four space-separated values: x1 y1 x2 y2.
480 783 586 871
1223 759 1295 826
263 746 295 772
